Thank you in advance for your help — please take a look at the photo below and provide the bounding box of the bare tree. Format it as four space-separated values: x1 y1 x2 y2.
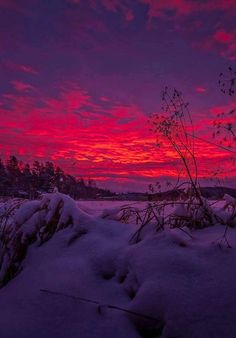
151 88 200 197
213 67 236 149
150 86 216 226
219 66 236 96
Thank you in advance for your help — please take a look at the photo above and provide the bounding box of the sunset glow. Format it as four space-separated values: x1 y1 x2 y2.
1 0 236 191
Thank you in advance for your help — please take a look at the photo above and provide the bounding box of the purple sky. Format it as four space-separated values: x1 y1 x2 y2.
0 0 236 192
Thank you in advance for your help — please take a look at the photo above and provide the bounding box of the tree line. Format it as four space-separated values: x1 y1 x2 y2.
0 156 113 199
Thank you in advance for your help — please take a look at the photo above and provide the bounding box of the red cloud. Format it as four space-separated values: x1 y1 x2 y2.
196 87 206 93
3 60 38 75
141 0 196 17
11 80 35 92
213 29 236 61
140 1 236 62
124 9 134 22
92 0 135 22
66 0 236 32
140 0 236 18
210 102 236 116
100 0 119 11
213 30 233 44
0 82 235 191
194 28 236 61
204 0 236 12
18 64 38 75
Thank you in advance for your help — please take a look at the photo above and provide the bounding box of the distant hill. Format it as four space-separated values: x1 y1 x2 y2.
147 186 236 201
200 186 236 199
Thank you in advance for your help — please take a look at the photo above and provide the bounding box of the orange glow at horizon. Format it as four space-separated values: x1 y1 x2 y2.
0 82 235 191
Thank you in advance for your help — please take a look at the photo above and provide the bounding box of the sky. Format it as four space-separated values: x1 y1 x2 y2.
0 0 236 192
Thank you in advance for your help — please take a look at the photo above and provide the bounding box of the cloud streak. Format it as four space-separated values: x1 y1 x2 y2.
0 79 235 191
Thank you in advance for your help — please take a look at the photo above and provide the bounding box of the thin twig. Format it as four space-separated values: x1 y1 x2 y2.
40 288 161 322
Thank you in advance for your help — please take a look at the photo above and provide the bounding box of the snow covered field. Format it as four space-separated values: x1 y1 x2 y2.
0 193 236 338
76 200 145 217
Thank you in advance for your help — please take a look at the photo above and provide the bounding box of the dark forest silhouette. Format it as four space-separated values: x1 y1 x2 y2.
0 155 113 199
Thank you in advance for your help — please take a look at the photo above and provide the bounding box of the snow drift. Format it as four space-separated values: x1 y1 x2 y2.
1 193 236 337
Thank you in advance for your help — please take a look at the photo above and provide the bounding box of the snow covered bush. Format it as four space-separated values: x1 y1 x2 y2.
108 195 236 245
0 192 91 287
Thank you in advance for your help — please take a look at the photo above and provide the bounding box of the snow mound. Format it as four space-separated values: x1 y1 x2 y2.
101 207 124 220
0 192 91 287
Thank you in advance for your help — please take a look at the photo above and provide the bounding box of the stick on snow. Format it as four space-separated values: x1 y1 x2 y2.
40 288 161 322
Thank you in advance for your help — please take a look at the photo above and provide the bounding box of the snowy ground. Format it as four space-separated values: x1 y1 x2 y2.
0 193 236 338
76 200 146 217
